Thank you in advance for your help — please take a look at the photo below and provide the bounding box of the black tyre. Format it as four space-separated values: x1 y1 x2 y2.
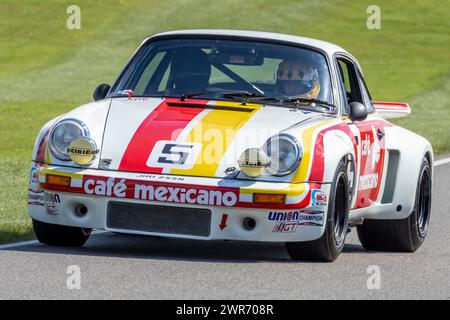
286 160 350 262
33 219 91 247
357 157 432 252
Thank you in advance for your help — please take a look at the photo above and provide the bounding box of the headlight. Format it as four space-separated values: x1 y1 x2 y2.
238 148 270 177
264 134 302 176
49 119 89 161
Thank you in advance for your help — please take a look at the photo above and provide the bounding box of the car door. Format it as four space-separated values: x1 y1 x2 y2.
336 56 386 209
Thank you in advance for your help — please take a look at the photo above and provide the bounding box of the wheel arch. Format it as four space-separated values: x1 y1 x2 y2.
367 125 433 220
321 130 357 210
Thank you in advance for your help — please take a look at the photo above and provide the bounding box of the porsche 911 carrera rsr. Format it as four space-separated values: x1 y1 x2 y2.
28 30 433 261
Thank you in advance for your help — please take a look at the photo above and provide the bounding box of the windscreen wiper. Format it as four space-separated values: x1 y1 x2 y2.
179 92 205 101
220 91 268 105
278 96 337 111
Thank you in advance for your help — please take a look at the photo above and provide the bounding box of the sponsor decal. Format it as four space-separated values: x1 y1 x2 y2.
135 174 185 182
273 221 298 233
361 134 371 156
28 190 61 211
268 211 300 222
370 126 381 169
297 210 324 226
82 176 239 207
358 173 379 190
99 158 112 169
45 203 59 215
361 126 381 168
268 210 324 232
67 137 99 166
354 120 386 209
311 189 327 207
28 189 45 206
29 167 39 185
269 211 300 233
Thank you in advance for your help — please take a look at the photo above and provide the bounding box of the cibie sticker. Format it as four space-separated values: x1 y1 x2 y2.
311 189 327 207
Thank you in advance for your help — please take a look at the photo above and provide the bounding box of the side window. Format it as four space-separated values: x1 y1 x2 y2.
158 64 171 92
134 52 166 95
357 71 375 113
336 58 363 106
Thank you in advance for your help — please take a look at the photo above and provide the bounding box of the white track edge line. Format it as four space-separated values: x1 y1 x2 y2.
434 157 450 167
0 230 108 250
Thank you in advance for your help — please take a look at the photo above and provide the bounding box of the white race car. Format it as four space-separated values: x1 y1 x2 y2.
28 30 433 261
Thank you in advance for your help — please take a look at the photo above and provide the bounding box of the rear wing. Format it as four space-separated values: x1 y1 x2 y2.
373 101 411 119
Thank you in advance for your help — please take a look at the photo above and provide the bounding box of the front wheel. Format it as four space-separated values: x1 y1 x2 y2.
33 219 91 247
286 160 350 262
357 157 432 251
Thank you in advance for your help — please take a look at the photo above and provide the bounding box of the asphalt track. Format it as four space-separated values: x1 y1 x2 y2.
1 157 449 300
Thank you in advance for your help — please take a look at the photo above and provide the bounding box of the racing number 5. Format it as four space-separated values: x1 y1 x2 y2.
158 143 192 164
146 140 202 170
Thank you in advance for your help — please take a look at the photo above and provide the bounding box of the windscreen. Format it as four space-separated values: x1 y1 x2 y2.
109 38 334 108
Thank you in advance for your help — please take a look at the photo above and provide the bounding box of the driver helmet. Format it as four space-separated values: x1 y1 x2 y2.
275 59 320 98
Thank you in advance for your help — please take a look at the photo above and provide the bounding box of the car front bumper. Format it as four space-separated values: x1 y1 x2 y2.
28 162 331 242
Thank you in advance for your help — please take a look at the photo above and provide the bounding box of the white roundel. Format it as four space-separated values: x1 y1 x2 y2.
371 125 381 170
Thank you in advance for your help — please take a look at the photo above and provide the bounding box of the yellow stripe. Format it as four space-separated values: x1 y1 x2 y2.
39 167 83 180
240 183 307 197
170 102 261 177
45 147 51 164
291 118 338 183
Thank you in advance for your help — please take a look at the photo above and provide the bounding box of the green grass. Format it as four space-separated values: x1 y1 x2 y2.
1 0 449 243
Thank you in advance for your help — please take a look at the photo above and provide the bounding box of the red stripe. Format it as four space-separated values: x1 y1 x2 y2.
118 98 208 173
39 178 320 210
308 123 358 182
373 101 410 110
36 130 50 163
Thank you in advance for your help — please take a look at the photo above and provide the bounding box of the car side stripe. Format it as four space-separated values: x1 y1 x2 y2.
293 118 338 183
35 130 50 163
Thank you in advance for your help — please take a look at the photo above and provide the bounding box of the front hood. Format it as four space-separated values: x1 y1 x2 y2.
100 97 322 178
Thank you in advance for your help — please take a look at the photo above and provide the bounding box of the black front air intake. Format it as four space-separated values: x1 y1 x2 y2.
107 201 211 237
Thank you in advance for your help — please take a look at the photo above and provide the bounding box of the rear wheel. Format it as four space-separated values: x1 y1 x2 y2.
33 219 91 247
357 157 432 251
286 160 349 262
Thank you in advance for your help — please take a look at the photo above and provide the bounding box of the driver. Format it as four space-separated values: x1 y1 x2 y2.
275 59 320 98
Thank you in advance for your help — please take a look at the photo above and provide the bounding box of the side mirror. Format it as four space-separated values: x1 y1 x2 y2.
93 83 111 101
373 101 411 119
349 102 368 121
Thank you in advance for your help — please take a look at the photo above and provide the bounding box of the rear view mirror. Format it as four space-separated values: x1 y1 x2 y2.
349 102 368 122
93 83 111 101
208 47 263 66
